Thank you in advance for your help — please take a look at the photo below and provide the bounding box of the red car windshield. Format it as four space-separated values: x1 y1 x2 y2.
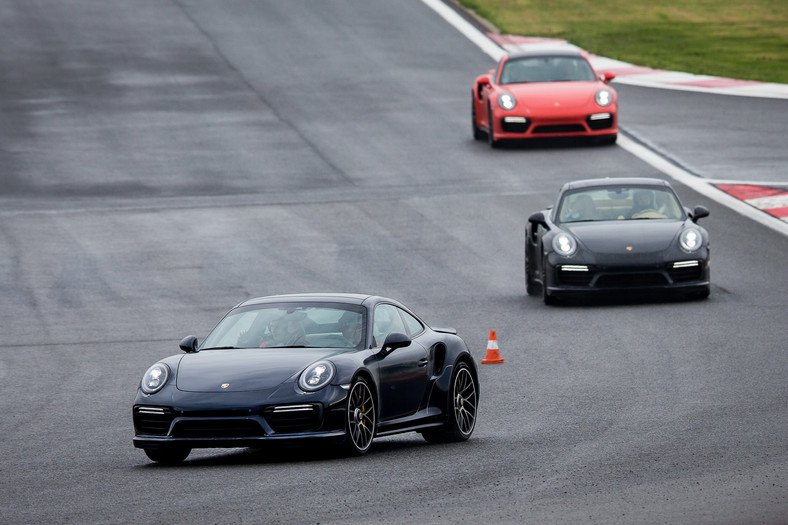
500 56 597 84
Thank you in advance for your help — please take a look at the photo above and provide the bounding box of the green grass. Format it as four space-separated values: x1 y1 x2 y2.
456 0 788 83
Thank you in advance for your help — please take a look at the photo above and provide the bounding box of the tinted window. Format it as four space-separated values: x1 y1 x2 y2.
202 303 365 349
500 56 597 84
400 309 424 337
557 187 684 223
373 304 407 347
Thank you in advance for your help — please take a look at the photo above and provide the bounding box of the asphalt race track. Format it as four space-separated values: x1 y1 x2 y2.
1 1 786 523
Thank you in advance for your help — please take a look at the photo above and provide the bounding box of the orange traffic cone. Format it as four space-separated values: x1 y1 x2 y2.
481 330 505 364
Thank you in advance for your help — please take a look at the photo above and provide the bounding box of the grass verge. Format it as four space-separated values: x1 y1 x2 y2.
456 0 788 83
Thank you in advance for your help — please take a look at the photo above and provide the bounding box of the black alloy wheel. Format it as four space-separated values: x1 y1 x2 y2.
344 377 376 455
422 362 478 443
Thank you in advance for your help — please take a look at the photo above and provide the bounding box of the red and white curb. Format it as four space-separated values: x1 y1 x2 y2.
487 34 788 100
423 0 788 99
713 184 788 222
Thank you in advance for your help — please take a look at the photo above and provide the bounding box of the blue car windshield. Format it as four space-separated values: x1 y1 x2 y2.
557 187 685 223
201 303 366 350
500 56 597 84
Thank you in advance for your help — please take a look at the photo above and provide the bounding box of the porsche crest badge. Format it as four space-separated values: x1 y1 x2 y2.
221 383 230 389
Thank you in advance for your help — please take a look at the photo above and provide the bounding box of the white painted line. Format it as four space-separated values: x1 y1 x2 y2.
704 179 788 187
747 194 788 210
421 0 504 61
613 76 788 99
617 135 788 237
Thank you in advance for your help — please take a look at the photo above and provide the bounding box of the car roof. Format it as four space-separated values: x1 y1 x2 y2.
505 49 585 61
560 177 673 192
239 293 373 307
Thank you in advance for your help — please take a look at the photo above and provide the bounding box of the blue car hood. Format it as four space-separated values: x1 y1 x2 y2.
176 347 341 393
564 220 682 254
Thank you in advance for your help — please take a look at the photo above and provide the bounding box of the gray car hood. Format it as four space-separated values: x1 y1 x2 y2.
564 220 683 254
176 347 341 393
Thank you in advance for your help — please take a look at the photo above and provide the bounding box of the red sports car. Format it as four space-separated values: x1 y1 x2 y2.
472 49 618 148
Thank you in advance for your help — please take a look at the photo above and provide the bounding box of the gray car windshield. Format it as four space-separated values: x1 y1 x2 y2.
557 187 684 223
201 304 366 350
500 56 597 84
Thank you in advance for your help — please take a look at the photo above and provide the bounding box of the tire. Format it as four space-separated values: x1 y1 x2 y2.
422 362 478 444
144 446 191 464
695 286 710 300
487 106 499 148
343 376 376 455
541 266 556 305
472 100 485 140
525 242 536 296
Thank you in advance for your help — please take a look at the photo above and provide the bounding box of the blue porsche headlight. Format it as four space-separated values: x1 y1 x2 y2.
552 232 577 257
498 92 516 110
679 228 702 252
298 360 336 392
140 363 170 394
595 89 613 107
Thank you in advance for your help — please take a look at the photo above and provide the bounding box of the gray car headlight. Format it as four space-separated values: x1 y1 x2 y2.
140 363 170 394
498 92 516 110
679 228 702 252
595 89 613 107
298 360 336 392
552 232 578 257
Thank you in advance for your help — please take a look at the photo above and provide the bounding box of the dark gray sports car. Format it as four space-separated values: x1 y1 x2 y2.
525 178 710 304
133 293 479 463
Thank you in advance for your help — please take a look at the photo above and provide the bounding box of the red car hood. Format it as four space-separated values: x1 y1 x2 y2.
507 81 602 109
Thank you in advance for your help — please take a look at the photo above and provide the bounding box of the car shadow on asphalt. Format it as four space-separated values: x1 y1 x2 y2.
530 291 710 307
136 437 451 468
479 136 617 151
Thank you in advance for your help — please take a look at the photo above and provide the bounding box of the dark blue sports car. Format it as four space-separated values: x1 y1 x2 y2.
133 293 479 463
525 178 710 304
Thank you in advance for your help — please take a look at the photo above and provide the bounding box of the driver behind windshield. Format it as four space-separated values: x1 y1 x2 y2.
629 190 655 218
562 194 597 221
260 316 307 347
338 311 363 348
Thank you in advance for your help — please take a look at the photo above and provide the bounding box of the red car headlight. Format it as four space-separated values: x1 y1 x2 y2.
595 89 613 107
498 93 516 110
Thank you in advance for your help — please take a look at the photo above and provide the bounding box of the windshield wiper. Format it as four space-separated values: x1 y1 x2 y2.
200 346 240 350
